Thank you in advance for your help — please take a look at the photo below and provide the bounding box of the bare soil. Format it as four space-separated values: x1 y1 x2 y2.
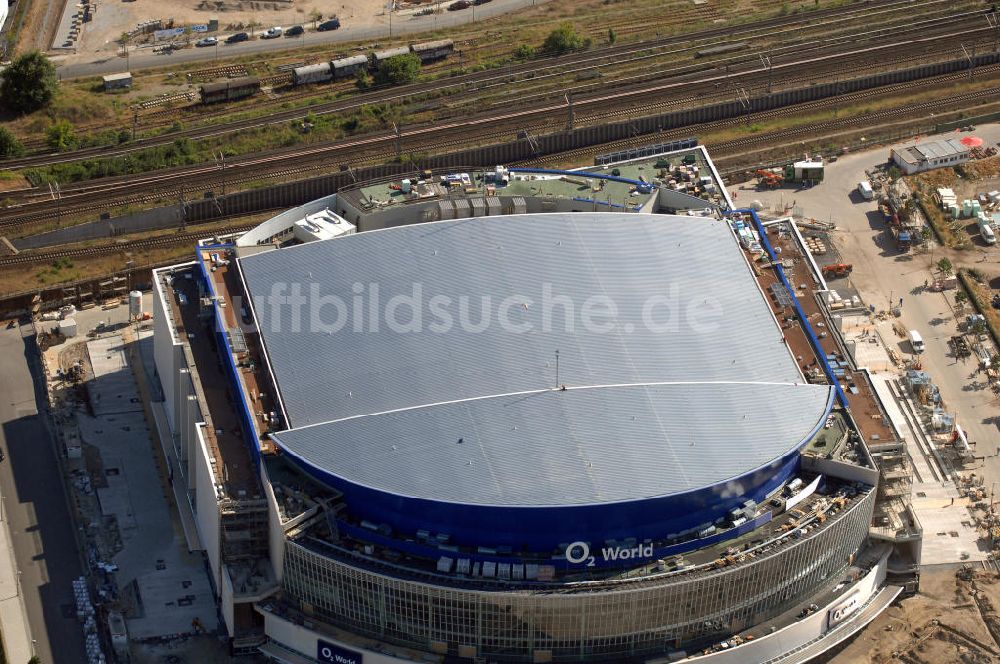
828 567 1000 664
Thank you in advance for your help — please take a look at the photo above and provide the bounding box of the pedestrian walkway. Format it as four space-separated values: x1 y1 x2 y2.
0 499 34 664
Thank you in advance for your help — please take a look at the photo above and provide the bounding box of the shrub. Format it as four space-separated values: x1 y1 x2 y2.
46 120 77 151
375 53 421 86
541 24 588 55
513 44 535 60
0 127 24 157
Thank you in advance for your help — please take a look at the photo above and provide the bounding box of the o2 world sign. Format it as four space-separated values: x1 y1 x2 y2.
564 540 654 567
317 639 363 664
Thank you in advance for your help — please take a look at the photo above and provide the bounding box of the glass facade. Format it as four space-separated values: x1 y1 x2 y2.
281 490 875 662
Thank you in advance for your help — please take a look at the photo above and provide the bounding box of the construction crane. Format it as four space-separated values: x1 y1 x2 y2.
822 263 853 278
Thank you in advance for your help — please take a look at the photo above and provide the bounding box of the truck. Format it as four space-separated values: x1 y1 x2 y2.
784 160 824 183
891 225 914 251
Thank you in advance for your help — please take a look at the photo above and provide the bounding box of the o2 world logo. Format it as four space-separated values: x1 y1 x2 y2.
564 540 654 567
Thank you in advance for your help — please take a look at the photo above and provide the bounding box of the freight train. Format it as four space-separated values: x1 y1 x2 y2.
199 76 261 104
199 39 453 103
291 39 454 86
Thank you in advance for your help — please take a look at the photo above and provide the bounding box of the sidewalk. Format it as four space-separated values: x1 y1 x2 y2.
0 498 34 664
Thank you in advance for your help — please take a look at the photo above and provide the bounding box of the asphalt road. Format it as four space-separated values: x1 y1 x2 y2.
0 319 86 664
58 0 547 79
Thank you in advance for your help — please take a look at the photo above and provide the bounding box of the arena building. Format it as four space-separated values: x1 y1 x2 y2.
151 145 921 663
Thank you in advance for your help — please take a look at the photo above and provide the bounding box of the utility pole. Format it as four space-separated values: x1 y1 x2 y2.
960 42 974 80
565 93 574 131
736 87 750 126
51 181 62 227
179 184 186 231
759 52 772 94
392 122 401 160
215 152 227 198
132 108 138 141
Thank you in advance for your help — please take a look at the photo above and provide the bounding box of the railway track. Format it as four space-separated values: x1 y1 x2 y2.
516 77 1000 169
5 74 999 268
3 30 994 232
3 0 985 170
0 225 257 268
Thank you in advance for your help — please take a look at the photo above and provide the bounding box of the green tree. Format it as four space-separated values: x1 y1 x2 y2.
607 28 617 45
937 257 953 277
0 126 24 157
541 24 587 55
309 7 323 27
955 290 969 308
46 120 76 151
375 53 421 86
0 51 58 114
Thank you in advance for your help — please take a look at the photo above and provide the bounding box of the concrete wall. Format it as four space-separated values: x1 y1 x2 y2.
260 608 414 664
670 552 888 664
802 456 880 485
152 269 182 429
221 566 236 636
260 463 286 584
194 423 223 594
13 204 184 250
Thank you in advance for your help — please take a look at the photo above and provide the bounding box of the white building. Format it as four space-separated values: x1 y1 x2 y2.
890 138 970 175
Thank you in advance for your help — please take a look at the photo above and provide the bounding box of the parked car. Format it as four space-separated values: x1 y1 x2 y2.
285 24 304 36
195 36 218 47
448 0 470 9
262 26 283 38
225 32 249 44
317 18 341 31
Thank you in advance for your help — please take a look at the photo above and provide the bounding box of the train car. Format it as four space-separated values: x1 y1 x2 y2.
410 39 454 63
694 42 747 58
372 46 410 67
200 76 261 104
293 63 333 86
331 54 370 80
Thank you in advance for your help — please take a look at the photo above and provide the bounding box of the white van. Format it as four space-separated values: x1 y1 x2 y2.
908 330 924 354
857 181 874 200
981 223 997 246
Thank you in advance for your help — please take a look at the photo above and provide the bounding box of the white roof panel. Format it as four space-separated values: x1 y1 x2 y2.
272 382 833 506
241 213 806 428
